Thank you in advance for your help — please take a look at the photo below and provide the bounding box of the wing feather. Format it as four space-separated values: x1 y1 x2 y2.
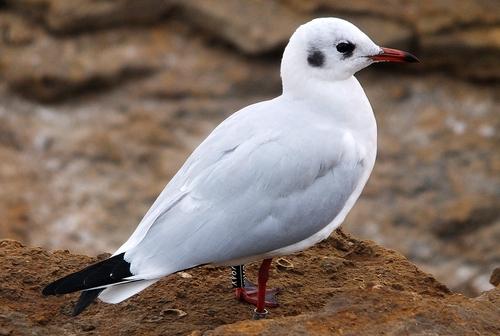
118 97 371 278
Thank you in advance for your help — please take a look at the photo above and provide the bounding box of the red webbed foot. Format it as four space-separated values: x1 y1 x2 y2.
234 279 280 307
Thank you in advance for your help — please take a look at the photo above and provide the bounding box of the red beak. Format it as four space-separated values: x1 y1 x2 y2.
370 47 419 63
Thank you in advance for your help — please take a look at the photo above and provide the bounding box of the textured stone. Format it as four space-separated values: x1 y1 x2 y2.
286 0 500 34
0 19 279 102
207 288 500 335
2 233 498 335
177 0 307 54
344 16 413 49
421 26 500 80
491 268 500 287
6 0 176 33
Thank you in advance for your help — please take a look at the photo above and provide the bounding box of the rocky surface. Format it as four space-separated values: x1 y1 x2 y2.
0 0 498 304
1 232 499 336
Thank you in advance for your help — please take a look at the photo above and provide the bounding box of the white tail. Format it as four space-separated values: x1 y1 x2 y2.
98 279 159 304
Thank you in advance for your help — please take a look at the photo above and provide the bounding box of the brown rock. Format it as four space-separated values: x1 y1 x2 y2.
0 24 159 101
413 0 500 34
284 0 419 21
177 0 308 54
6 0 175 33
491 268 500 287
0 13 38 46
3 0 50 22
0 18 280 102
207 288 500 335
47 0 175 33
3 232 498 336
421 26 500 80
345 16 413 49
286 0 500 34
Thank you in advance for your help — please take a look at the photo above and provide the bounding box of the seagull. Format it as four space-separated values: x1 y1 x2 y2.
42 17 418 318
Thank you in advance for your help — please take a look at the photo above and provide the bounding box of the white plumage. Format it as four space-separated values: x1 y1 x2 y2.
98 18 380 303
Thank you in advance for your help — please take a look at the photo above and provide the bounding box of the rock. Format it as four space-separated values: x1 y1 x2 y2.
6 0 176 33
2 232 499 335
491 268 500 287
344 16 413 49
0 13 38 46
0 18 280 102
413 0 500 35
177 0 308 54
207 287 500 335
421 26 500 81
0 23 159 102
0 327 12 336
80 323 96 332
284 0 418 20
286 0 500 34
320 256 352 274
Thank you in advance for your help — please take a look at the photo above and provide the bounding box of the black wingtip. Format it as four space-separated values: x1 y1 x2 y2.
42 283 56 296
42 277 64 296
72 289 103 316
41 253 132 296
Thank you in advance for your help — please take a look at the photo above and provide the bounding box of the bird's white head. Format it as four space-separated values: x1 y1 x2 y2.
281 18 418 93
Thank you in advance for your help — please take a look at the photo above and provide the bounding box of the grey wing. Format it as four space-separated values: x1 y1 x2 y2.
113 102 265 256
123 123 366 278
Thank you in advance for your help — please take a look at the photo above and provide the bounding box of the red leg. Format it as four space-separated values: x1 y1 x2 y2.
256 258 272 313
234 281 280 307
233 261 280 309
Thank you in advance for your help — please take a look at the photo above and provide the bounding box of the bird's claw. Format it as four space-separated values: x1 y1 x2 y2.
234 280 280 307
252 308 269 320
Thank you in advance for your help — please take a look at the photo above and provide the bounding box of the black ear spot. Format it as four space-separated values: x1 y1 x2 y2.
307 49 325 67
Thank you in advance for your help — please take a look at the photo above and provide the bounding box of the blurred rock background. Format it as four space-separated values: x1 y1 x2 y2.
0 0 498 297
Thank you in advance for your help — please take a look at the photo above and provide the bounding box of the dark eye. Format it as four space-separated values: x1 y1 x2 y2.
336 42 355 54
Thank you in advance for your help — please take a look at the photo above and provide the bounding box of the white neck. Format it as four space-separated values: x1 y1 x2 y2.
284 75 375 129
280 38 377 137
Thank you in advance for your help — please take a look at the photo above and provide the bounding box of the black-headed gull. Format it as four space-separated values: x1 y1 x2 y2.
43 17 418 318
